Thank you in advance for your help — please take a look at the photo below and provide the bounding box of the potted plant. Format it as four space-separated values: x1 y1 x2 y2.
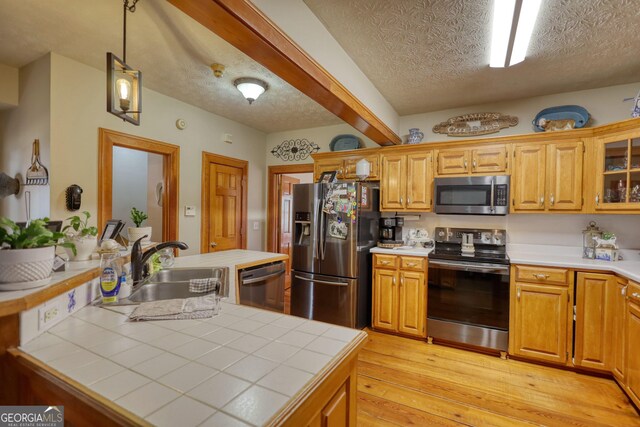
128 207 151 245
0 217 75 288
62 211 98 261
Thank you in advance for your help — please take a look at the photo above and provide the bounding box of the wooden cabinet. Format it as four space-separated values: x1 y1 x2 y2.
509 265 573 365
574 272 615 371
312 149 380 182
372 254 427 338
612 278 628 382
380 151 433 211
625 281 640 407
593 130 640 212
435 145 507 176
512 141 583 212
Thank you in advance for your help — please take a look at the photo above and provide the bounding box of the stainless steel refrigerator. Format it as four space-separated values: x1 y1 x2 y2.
291 182 380 329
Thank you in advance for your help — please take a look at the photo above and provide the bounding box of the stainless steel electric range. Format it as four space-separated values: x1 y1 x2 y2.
427 227 510 352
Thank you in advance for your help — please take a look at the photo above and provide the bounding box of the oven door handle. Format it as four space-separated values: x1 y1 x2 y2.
242 270 285 285
294 275 349 287
428 259 510 275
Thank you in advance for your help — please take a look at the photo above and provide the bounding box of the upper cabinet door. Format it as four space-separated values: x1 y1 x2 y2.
436 149 468 175
472 145 508 174
594 133 640 212
381 155 406 210
342 155 380 180
547 141 584 211
512 144 546 211
406 152 432 211
314 158 344 181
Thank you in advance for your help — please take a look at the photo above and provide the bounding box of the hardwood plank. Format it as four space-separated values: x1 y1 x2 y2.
357 330 640 427
358 392 464 427
358 376 536 427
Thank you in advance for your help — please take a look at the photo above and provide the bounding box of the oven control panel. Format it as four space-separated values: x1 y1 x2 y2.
434 227 506 246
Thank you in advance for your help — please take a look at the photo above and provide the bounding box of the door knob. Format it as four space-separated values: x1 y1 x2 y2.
210 242 218 248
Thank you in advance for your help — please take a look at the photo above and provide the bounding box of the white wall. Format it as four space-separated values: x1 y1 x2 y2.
251 0 399 135
146 153 164 237
0 55 51 221
47 53 268 254
400 82 640 143
266 123 377 166
0 63 19 109
285 173 313 184
401 213 640 251
112 146 148 237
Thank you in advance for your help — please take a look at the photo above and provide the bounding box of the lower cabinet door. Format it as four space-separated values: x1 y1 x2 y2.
510 282 570 364
626 296 640 407
612 278 628 382
372 268 397 332
398 271 426 337
574 272 614 371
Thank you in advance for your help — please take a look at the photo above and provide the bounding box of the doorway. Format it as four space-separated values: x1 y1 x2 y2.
267 164 314 313
201 152 248 253
98 128 179 243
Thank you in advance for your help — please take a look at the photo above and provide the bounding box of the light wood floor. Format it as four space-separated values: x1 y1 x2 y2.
357 330 640 427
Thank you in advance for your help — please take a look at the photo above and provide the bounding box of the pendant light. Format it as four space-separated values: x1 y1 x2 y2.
107 0 142 125
234 78 268 104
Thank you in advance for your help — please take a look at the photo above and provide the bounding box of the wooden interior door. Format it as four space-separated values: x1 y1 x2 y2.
512 144 546 211
202 153 247 253
279 175 300 274
547 141 583 211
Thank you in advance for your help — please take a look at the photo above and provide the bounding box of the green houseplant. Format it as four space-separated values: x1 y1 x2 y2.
62 211 98 261
0 217 75 287
128 207 151 245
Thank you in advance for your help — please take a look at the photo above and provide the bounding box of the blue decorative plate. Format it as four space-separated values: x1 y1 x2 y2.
532 105 590 132
330 134 362 151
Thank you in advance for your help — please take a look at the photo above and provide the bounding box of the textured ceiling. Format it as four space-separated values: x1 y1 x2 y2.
0 0 341 133
304 0 640 115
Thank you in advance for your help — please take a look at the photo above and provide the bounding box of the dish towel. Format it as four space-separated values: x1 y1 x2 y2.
129 295 220 321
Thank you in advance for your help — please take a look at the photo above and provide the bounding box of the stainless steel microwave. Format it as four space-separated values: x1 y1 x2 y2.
433 175 510 215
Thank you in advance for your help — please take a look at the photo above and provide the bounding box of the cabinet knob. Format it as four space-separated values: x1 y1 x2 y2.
517 286 521 300
464 160 468 169
400 196 404 206
595 193 600 205
407 262 417 267
210 242 218 248
550 194 555 206
534 273 549 280
381 260 390 265
472 160 477 169
393 276 396 286
400 277 404 287
407 197 411 205
539 196 545 206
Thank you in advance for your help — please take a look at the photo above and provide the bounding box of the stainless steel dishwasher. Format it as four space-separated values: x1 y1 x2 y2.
238 261 286 312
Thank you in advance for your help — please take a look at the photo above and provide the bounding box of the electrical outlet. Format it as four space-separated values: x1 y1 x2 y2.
184 206 196 217
38 298 64 331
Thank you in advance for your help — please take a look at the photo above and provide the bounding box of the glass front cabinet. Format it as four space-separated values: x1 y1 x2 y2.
595 132 640 211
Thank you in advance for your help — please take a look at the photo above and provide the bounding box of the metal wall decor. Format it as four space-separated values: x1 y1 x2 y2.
271 139 320 161
432 113 518 137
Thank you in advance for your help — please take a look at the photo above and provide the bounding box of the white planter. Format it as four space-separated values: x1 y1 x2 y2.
64 235 97 261
0 246 55 285
128 227 152 245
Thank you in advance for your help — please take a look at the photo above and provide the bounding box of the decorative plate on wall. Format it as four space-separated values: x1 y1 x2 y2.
432 113 518 137
532 105 590 132
330 134 362 151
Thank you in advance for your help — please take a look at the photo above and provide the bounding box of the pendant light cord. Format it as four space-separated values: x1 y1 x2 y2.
122 0 139 63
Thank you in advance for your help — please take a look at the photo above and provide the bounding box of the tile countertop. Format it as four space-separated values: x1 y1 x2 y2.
370 246 433 257
20 302 366 427
507 244 640 283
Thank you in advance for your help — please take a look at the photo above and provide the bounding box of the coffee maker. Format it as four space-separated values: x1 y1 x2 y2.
379 217 404 244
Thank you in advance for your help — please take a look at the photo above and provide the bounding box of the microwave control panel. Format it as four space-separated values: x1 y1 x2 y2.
494 185 508 206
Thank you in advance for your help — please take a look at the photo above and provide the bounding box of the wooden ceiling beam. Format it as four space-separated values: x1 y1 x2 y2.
167 0 401 146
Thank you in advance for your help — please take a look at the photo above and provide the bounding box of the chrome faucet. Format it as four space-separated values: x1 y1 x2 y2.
130 236 189 285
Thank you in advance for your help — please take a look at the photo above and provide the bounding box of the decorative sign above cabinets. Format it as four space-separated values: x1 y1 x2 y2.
271 139 320 161
432 113 518 137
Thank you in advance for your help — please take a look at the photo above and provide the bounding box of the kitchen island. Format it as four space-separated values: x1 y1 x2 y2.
2 250 366 426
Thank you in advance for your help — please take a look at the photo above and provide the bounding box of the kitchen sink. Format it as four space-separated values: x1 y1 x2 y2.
100 267 230 305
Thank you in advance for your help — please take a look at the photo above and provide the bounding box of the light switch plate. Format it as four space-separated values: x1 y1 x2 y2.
253 221 260 230
184 206 196 217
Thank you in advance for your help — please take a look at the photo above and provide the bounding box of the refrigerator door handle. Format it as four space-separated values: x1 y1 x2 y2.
294 275 348 287
319 191 326 261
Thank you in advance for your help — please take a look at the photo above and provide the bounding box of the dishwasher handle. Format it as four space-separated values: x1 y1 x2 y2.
241 270 285 285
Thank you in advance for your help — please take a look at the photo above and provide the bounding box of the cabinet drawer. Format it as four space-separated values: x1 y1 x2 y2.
400 256 426 271
514 265 570 286
374 254 398 269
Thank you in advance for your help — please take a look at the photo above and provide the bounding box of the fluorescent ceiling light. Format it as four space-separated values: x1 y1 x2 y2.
490 0 516 68
509 0 542 66
489 0 542 68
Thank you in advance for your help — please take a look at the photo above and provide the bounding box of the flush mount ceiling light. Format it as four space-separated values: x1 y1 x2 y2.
490 0 542 68
107 0 142 125
234 78 268 104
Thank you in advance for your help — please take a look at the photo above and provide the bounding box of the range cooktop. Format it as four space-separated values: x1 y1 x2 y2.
431 227 509 265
